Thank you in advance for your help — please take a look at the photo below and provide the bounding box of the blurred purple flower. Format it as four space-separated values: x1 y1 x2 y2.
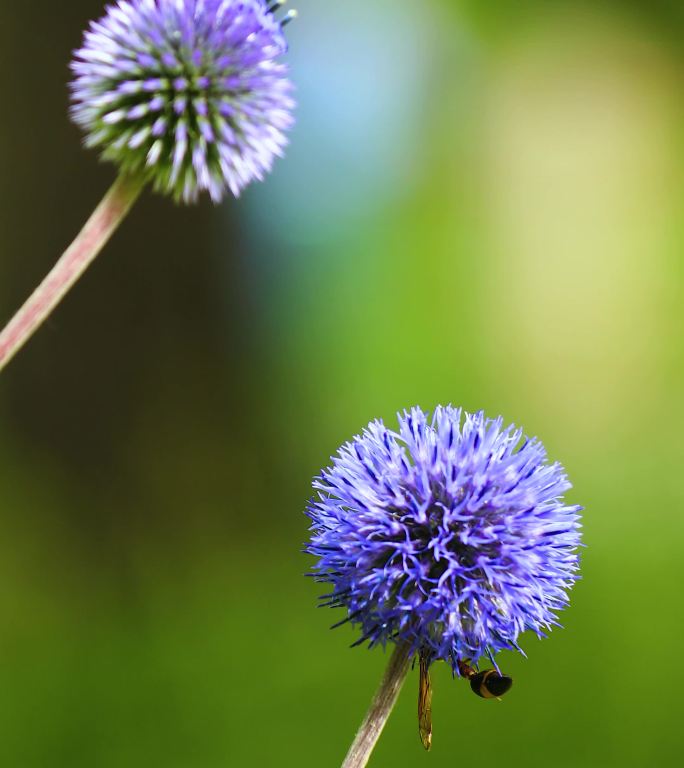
70 0 295 202
306 406 582 670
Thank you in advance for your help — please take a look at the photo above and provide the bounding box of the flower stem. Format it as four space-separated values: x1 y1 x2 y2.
341 642 412 768
0 172 145 373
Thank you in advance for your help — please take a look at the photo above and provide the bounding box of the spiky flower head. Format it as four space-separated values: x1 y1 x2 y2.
70 0 295 202
306 406 582 671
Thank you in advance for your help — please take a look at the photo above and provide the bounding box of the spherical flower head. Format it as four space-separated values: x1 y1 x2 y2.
69 0 295 202
306 406 582 671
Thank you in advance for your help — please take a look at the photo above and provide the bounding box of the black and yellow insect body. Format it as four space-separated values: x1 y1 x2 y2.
458 659 513 700
468 668 513 699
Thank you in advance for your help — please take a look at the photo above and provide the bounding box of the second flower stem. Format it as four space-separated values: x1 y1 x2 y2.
341 641 412 768
0 172 145 373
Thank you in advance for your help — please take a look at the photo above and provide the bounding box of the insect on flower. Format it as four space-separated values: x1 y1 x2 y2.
306 406 582 749
417 652 513 751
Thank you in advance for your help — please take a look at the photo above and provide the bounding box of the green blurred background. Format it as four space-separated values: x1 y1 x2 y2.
1 0 683 765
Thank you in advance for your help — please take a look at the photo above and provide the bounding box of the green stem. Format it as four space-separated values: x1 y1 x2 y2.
341 642 412 768
0 172 145 373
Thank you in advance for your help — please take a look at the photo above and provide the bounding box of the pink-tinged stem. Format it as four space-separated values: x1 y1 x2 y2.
0 173 145 373
341 642 412 768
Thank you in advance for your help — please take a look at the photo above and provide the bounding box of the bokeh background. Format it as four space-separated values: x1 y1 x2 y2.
1 0 683 765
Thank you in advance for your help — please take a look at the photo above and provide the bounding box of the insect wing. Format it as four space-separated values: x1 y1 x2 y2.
418 652 433 750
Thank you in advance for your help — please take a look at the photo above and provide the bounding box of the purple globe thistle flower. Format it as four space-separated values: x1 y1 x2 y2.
306 406 582 672
70 0 295 202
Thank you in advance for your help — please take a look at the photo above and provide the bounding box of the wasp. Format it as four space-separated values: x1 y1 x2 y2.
417 651 513 750
457 659 513 699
